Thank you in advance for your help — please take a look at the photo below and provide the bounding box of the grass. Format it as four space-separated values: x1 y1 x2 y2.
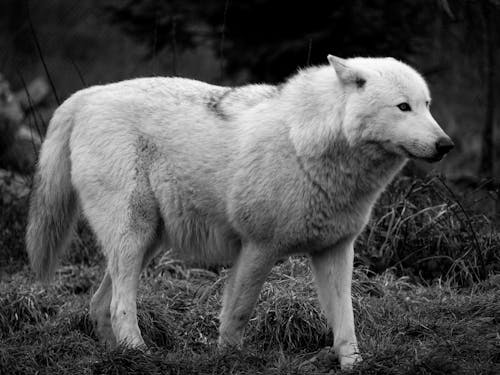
357 173 500 286
0 173 499 374
0 261 498 374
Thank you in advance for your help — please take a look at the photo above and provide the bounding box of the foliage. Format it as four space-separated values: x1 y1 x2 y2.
0 172 30 274
358 173 500 285
105 0 197 59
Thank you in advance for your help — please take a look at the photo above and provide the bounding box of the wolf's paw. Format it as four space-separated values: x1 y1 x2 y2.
217 328 244 352
334 342 362 370
339 352 362 371
120 336 147 351
217 336 243 352
91 320 117 348
298 347 337 372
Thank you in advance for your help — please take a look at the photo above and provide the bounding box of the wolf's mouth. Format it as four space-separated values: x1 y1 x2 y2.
398 146 443 163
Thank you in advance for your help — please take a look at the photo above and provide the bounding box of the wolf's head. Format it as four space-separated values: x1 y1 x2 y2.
329 55 453 162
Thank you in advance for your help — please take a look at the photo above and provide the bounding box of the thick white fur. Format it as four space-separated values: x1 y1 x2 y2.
26 56 451 369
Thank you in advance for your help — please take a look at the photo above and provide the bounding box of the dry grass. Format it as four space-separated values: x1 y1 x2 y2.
0 260 498 374
358 175 499 285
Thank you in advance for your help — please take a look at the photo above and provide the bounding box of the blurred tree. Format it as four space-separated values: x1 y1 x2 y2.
439 0 500 223
105 0 203 75
478 1 500 226
439 0 500 172
478 1 497 179
105 0 437 82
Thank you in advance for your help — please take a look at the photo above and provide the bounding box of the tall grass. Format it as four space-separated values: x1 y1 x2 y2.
358 174 499 286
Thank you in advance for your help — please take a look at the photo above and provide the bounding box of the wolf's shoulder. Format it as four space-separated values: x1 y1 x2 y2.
207 83 280 119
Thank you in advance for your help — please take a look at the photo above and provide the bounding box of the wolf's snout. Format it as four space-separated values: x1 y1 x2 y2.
435 137 454 156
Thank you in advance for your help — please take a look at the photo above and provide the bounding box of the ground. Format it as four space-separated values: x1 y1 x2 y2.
1 257 498 375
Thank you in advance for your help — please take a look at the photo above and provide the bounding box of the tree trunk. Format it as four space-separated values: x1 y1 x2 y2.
477 1 499 227
479 2 495 178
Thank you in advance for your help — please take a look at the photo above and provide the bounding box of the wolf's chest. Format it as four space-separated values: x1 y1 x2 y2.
287 203 370 255
249 185 373 257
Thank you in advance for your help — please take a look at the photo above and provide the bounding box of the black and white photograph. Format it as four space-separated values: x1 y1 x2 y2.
0 1 499 374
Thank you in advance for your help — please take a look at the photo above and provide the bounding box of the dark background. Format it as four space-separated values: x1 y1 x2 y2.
1 0 499 179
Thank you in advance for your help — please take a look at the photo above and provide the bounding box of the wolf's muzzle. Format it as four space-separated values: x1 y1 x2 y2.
435 137 454 157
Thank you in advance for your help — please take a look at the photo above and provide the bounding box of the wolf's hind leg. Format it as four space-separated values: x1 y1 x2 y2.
80 180 160 348
106 208 164 348
89 232 165 347
218 242 275 348
310 239 361 370
219 262 237 323
90 271 115 347
107 231 156 348
141 227 168 271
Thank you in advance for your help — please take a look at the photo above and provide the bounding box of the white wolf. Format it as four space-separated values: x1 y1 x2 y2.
26 55 453 369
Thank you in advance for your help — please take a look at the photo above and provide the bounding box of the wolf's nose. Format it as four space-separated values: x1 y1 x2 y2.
435 137 454 155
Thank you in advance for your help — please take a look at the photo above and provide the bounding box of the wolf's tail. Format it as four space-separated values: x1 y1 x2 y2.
26 98 79 282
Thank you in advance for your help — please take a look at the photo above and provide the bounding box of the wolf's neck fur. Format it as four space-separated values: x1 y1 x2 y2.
297 139 406 211
283 66 406 208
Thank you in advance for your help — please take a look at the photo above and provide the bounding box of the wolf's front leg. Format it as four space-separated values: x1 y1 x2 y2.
218 241 275 348
310 239 361 370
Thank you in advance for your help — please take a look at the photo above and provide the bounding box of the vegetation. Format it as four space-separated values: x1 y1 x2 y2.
358 174 499 285
1 173 498 374
1 256 498 374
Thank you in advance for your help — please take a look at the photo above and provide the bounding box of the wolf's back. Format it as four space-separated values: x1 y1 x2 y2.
26 95 80 282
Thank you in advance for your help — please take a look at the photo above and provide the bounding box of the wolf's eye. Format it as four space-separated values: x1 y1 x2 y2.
397 103 411 112
425 101 430 108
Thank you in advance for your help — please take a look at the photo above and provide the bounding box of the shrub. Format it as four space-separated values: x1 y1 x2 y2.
358 175 500 285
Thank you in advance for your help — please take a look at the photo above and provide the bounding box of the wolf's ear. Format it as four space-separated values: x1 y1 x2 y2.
327 55 366 88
